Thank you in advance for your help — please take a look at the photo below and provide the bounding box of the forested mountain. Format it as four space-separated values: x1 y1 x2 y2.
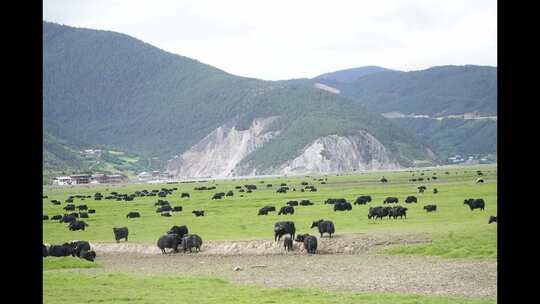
314 66 395 83
315 65 496 116
313 65 497 159
43 21 436 179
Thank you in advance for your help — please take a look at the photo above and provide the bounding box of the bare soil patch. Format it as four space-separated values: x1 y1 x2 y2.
78 233 495 299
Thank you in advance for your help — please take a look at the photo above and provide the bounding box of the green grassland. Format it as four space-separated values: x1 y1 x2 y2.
43 256 100 270
43 164 496 260
43 272 494 304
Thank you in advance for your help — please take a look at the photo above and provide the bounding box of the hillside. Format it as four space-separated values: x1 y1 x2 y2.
315 65 497 116
314 66 395 83
313 65 497 160
43 132 154 184
43 22 436 179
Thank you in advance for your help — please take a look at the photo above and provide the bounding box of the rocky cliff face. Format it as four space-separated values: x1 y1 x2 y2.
278 131 401 175
166 117 280 178
167 117 402 178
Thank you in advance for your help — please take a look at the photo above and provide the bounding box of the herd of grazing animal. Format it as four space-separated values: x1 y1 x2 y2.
44 170 495 258
44 240 97 262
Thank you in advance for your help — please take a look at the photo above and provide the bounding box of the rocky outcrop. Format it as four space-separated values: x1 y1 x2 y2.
278 131 401 175
166 117 280 178
167 120 402 178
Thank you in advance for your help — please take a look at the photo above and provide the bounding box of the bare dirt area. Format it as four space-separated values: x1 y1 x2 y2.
79 233 496 299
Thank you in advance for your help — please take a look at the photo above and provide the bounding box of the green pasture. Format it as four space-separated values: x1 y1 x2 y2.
43 164 497 259
43 272 495 304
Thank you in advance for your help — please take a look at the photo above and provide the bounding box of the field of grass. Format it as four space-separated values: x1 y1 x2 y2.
43 164 496 260
43 256 99 270
43 272 494 304
43 164 496 303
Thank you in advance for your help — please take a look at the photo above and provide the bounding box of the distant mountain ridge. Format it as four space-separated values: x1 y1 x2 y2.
43 21 436 180
314 66 395 83
313 65 497 159
315 65 496 116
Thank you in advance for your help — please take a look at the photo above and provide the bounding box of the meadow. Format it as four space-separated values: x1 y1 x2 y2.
43 165 496 258
43 164 497 303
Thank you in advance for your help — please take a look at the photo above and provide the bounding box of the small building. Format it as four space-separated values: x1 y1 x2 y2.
70 174 91 184
137 172 152 181
105 174 128 184
53 176 73 186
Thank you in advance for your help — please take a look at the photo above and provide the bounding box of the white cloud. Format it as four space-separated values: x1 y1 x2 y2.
43 0 497 80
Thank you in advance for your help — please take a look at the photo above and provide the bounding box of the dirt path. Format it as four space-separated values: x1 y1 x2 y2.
74 233 496 299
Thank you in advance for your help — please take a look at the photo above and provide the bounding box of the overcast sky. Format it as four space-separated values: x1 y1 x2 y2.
43 0 497 81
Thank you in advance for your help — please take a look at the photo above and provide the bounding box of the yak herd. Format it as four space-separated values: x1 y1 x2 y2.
44 169 496 260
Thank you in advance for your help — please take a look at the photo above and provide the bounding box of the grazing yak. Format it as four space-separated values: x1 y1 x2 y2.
278 206 295 215
287 200 299 207
161 212 172 217
48 244 74 257
226 190 234 197
283 237 293 251
43 244 49 257
311 219 335 238
68 221 88 231
182 234 203 253
405 196 418 204
172 206 183 212
476 178 485 184
384 197 399 204
276 187 288 193
126 211 141 218
79 212 89 218
192 210 205 217
258 206 276 215
88 209 96 214
388 206 408 219
155 200 170 206
181 193 190 198
354 196 372 205
167 225 189 238
43 215 49 220
325 198 346 205
418 186 427 193
63 204 75 211
380 177 388 183
274 221 296 241
77 204 88 211
80 250 97 262
433 188 438 194
113 227 129 243
51 215 62 221
295 234 318 254
156 205 172 213
212 192 225 200
368 206 391 219
464 199 485 211
488 216 497 224
334 202 352 211
424 204 437 212
64 241 91 257
157 234 183 254
299 200 313 206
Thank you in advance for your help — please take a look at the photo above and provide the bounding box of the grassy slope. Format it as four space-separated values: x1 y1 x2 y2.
43 164 496 260
44 272 494 304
